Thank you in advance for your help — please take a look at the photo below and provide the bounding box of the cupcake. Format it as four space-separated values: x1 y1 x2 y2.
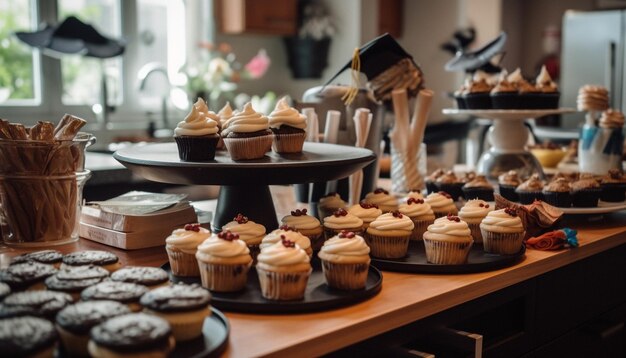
317 192 347 219
44 265 109 301
260 226 312 257
196 231 252 292
174 98 220 161
140 283 211 341
534 65 560 109
542 178 572 207
458 199 493 244
81 281 149 312
363 188 398 213
515 174 544 204
490 71 519 109
62 250 121 272
508 68 542 109
323 208 364 240
0 261 57 291
498 170 521 201
435 171 464 201
256 239 312 301
221 102 273 160
110 266 170 290
56 301 130 357
398 198 435 241
365 211 414 259
463 78 492 109
216 102 234 150
268 97 307 153
0 291 73 320
571 174 602 207
422 215 473 264
348 202 382 231
480 208 525 254
426 169 445 194
165 223 210 277
88 313 175 358
221 213 266 261
425 191 458 218
600 169 626 202
10 250 63 268
0 316 58 358
318 231 371 290
281 208 324 251
462 175 495 201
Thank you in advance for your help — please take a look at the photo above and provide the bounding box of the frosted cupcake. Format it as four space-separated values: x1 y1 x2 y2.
256 239 312 300
221 102 273 160
348 202 382 230
260 225 312 258
317 192 347 219
318 231 371 290
165 223 210 277
323 208 364 239
174 98 220 161
458 199 493 244
365 211 414 259
195 231 252 292
479 208 525 254
423 215 473 264
425 191 458 218
268 97 307 153
216 102 234 149
221 213 266 261
363 188 397 213
398 198 435 241
281 208 323 251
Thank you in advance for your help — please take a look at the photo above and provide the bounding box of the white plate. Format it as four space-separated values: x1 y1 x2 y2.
442 108 576 121
560 201 626 215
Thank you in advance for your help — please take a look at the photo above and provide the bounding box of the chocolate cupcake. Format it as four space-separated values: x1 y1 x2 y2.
56 301 130 357
111 266 169 289
268 97 307 153
462 175 494 201
600 169 626 202
515 174 544 204
0 291 73 320
425 168 445 194
0 283 10 300
10 250 63 268
81 281 149 312
174 98 220 162
141 283 211 342
0 316 58 358
534 65 560 109
498 170 521 201
542 178 572 207
44 265 110 301
490 71 519 109
0 261 57 291
571 174 601 207
62 250 121 272
221 102 273 160
508 68 541 109
435 170 464 201
88 313 175 358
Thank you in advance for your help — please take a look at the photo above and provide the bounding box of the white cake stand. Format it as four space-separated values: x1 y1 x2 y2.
442 108 576 180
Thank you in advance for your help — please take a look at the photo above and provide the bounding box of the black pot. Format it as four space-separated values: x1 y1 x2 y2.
283 37 331 79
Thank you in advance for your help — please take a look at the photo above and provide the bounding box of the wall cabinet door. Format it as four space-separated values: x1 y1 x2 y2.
217 0 297 35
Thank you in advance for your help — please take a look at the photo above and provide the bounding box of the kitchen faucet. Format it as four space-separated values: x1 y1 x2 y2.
138 62 170 129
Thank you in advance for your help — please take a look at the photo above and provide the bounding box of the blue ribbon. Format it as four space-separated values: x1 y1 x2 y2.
562 228 579 248
581 127 598 151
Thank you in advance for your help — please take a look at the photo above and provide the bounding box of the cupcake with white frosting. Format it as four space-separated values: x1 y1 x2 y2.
398 198 435 241
363 188 397 213
423 215 473 264
174 98 220 161
221 102 273 160
260 225 312 258
165 223 210 277
348 202 382 231
195 231 252 292
425 191 458 218
318 231 371 290
256 239 312 300
221 213 266 262
458 199 494 244
479 208 525 254
365 211 414 258
323 208 364 240
268 97 307 153
281 208 323 251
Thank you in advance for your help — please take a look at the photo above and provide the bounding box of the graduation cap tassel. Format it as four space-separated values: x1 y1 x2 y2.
341 48 361 106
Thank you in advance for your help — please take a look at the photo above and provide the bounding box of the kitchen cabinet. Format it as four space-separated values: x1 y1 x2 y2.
216 0 297 35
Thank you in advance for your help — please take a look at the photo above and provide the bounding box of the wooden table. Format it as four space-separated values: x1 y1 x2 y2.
2 213 626 357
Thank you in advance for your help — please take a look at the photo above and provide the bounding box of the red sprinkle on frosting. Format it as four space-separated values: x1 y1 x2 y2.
290 208 307 216
333 208 348 217
438 191 452 199
504 207 517 217
374 188 389 195
233 213 248 224
217 230 239 241
407 198 424 205
446 214 461 222
279 225 294 231
281 237 296 248
184 223 201 232
359 202 379 209
339 230 356 239
391 210 403 218
478 203 490 208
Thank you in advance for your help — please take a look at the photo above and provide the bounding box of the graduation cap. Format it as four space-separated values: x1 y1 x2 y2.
444 32 506 73
321 33 424 104
15 16 125 59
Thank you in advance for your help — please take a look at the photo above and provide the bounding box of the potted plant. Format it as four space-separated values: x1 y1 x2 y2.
284 0 335 79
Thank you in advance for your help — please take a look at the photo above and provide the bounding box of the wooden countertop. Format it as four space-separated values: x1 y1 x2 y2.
2 214 626 357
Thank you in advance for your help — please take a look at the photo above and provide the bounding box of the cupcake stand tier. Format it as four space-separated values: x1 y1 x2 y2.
442 108 575 181
114 142 376 231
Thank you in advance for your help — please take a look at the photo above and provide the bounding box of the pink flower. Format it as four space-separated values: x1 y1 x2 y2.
244 49 270 79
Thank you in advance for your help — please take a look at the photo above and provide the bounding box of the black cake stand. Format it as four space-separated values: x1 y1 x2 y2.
114 142 376 231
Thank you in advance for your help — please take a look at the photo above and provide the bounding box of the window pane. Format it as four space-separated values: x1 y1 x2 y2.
0 0 37 104
58 0 122 106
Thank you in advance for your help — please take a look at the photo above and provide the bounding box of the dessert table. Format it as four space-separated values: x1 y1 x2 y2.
2 212 626 356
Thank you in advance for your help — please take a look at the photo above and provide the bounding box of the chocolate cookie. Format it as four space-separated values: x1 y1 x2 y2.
45 265 109 293
0 283 10 300
0 261 57 290
0 316 58 357
0 291 73 319
81 281 149 304
140 283 211 312
10 250 63 266
110 266 169 287
62 250 119 266
56 300 130 335
90 313 173 353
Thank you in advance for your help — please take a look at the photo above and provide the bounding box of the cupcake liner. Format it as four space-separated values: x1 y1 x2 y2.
535 92 560 109
467 222 483 244
174 136 219 162
600 183 626 202
423 238 472 264
425 181 438 195
256 267 312 300
410 218 434 241
223 134 273 160
365 233 411 259
464 93 491 109
491 92 520 109
324 227 363 241
516 191 543 205
455 95 467 109
166 247 200 277
480 229 525 255
572 188 601 207
542 191 572 207
321 261 370 290
272 132 306 153
498 185 519 202
462 187 495 201
145 308 206 342
57 325 90 357
198 261 252 292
